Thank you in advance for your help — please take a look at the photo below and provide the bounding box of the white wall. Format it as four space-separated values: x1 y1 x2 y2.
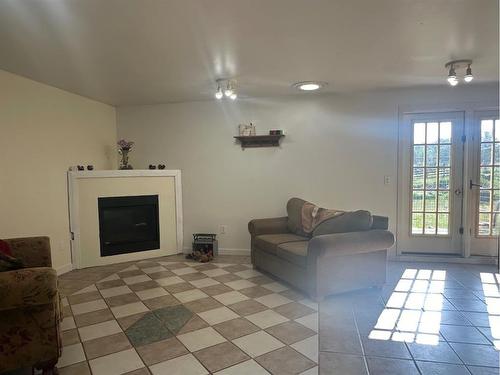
117 84 498 255
0 70 117 272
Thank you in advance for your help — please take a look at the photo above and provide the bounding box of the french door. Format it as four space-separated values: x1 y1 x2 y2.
469 111 500 256
398 112 465 255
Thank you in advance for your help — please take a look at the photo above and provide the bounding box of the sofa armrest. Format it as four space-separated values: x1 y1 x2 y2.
4 237 52 268
248 217 289 236
0 267 58 311
308 230 394 258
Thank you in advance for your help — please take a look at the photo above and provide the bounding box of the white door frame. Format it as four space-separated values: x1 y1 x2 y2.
397 101 498 260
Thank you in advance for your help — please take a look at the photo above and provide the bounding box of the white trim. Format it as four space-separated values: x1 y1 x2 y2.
391 254 497 265
217 248 250 256
56 263 73 275
183 247 251 256
396 101 499 258
67 169 183 269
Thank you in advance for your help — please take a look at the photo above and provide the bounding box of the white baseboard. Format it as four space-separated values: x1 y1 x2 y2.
56 263 73 275
391 254 498 265
218 248 251 256
183 247 250 256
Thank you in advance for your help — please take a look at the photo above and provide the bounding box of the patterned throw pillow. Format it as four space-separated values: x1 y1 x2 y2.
0 252 24 272
0 239 13 256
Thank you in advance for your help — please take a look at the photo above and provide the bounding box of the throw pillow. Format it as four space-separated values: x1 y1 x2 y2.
0 239 13 257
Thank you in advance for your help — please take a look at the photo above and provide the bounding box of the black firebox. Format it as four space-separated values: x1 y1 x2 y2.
98 195 160 257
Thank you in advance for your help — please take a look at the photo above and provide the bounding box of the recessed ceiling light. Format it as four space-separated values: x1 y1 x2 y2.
293 81 326 91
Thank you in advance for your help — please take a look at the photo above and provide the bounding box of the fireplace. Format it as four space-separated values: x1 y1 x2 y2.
98 195 160 256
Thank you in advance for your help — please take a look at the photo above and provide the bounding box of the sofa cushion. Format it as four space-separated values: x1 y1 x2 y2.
277 241 308 267
286 197 310 237
312 210 372 236
254 233 308 255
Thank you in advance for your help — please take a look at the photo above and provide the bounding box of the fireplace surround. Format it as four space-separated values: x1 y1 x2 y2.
68 169 183 269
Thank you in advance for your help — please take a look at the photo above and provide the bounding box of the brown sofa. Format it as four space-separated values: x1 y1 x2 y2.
249 198 395 300
0 237 62 374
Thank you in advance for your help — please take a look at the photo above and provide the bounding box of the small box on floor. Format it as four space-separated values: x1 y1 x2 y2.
186 233 218 262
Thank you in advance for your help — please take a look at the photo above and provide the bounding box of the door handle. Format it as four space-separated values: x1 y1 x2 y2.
470 179 482 189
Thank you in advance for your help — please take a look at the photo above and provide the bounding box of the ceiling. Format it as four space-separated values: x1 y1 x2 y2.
0 0 498 106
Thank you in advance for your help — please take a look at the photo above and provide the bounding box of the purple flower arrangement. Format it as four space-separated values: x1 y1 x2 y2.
117 139 134 151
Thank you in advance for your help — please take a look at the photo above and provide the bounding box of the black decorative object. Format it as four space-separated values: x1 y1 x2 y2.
269 130 283 135
77 165 85 171
149 165 157 169
158 164 166 170
87 165 94 170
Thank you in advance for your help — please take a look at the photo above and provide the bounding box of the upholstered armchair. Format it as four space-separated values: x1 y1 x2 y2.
0 237 62 374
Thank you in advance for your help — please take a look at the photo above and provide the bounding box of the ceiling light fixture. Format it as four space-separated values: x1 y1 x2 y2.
215 84 223 99
292 81 326 92
464 64 474 83
215 79 237 100
445 60 473 86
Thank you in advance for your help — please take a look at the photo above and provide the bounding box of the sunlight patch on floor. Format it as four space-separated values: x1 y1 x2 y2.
368 269 446 345
480 272 500 350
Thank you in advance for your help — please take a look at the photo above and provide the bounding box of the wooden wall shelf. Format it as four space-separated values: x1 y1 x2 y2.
234 135 285 149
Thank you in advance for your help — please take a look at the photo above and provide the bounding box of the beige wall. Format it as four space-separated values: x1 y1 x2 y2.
117 84 499 256
0 70 117 271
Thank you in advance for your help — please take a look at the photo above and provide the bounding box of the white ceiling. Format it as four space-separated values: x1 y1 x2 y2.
0 0 498 106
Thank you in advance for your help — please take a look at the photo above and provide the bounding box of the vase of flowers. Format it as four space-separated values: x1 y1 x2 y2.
117 139 134 170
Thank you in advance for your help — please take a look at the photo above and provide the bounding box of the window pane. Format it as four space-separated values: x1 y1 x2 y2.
494 167 500 189
412 213 424 234
438 191 449 212
478 213 491 235
480 190 492 212
481 143 493 166
438 168 450 190
437 214 449 235
439 145 451 167
424 213 436 234
495 143 500 165
414 123 426 144
482 120 494 142
496 119 500 142
493 190 500 212
426 145 438 167
425 168 438 189
413 168 424 189
413 146 425 167
412 191 424 211
425 191 437 211
427 122 439 144
480 167 492 189
439 122 452 143
493 217 500 236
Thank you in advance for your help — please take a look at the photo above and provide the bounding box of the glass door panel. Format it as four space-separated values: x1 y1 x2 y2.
398 112 464 255
469 111 500 256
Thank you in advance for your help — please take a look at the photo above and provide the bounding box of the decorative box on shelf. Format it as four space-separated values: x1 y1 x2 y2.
234 134 285 149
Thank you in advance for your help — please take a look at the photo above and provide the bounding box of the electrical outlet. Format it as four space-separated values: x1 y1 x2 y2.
384 175 391 185
219 225 228 235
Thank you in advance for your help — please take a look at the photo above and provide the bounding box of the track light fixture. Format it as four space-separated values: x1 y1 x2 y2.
445 60 473 86
215 79 237 100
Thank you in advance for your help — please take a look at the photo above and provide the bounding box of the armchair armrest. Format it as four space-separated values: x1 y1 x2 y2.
5 236 52 267
0 267 58 311
308 230 394 258
248 217 289 236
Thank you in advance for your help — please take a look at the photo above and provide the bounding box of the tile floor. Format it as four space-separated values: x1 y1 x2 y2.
10 255 500 374
56 254 318 375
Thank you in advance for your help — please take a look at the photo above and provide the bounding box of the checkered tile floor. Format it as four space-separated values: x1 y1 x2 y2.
58 257 318 375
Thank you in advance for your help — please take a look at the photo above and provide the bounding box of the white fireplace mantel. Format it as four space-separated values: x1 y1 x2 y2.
68 169 183 269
